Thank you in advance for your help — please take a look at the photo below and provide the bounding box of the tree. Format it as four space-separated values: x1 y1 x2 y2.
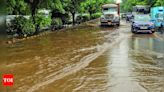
0 0 6 14
24 0 45 34
7 0 29 15
63 0 84 25
48 0 65 19
154 0 164 6
81 0 114 19
81 0 97 19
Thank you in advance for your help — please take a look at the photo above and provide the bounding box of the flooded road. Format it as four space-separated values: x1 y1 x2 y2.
0 20 163 92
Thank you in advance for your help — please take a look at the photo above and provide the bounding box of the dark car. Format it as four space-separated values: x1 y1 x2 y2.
131 14 155 33
126 13 134 22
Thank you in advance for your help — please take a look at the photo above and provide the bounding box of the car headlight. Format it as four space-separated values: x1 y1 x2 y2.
134 23 139 26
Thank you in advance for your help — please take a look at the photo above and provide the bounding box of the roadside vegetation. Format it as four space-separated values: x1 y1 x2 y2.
6 0 109 38
6 0 164 38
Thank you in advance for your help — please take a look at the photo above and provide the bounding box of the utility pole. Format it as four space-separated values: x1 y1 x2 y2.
116 0 121 16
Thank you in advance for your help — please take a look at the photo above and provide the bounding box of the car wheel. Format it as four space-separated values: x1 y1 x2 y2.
134 29 138 34
131 28 134 33
100 23 103 26
117 23 120 26
131 27 135 33
155 27 159 32
151 31 155 33
161 25 164 32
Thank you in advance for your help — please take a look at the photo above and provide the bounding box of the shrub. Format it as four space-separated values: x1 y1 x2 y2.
21 18 35 35
76 15 83 24
91 13 102 19
51 18 63 30
35 14 52 30
7 16 35 36
82 15 90 22
76 14 90 23
61 13 71 24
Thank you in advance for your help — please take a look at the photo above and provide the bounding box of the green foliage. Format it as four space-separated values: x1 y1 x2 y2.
76 13 101 22
7 0 30 15
81 0 97 14
52 18 63 28
51 0 65 13
0 0 6 14
76 15 83 23
82 15 90 21
40 0 65 13
9 16 35 36
35 14 52 29
63 0 82 13
62 0 84 25
80 0 114 18
76 14 90 23
154 0 164 6
91 13 102 19
61 13 71 24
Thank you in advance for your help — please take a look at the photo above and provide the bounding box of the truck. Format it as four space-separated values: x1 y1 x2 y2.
100 4 120 26
150 7 164 30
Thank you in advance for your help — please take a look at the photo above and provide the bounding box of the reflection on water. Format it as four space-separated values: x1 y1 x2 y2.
131 34 164 54
39 35 164 92
129 34 164 92
34 34 163 92
106 38 135 92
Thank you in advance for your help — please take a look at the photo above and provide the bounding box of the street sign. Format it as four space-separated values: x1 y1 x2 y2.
3 74 14 86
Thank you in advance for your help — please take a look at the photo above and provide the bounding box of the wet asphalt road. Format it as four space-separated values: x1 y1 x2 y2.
0 20 164 92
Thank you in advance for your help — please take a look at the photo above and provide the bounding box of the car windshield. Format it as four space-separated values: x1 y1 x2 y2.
134 15 150 21
103 7 117 13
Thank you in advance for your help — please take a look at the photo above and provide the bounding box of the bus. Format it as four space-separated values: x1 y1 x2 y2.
151 7 164 30
132 5 150 15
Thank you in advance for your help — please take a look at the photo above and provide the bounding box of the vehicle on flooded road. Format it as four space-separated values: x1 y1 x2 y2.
126 12 133 22
100 4 120 26
151 6 164 31
132 5 150 14
131 14 155 34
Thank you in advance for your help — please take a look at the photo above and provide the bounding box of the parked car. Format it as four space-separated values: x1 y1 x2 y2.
100 4 120 26
126 13 134 22
131 14 155 33
150 6 164 31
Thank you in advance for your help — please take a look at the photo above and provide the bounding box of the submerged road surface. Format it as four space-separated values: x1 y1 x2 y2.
0 20 164 92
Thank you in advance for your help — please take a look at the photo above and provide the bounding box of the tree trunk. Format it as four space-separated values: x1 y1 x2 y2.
31 8 39 35
89 12 92 20
72 12 75 26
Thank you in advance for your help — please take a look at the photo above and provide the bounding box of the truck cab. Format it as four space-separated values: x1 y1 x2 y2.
151 7 164 30
100 4 120 26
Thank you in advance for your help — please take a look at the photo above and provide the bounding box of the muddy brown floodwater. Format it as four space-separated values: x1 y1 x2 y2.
0 20 164 92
